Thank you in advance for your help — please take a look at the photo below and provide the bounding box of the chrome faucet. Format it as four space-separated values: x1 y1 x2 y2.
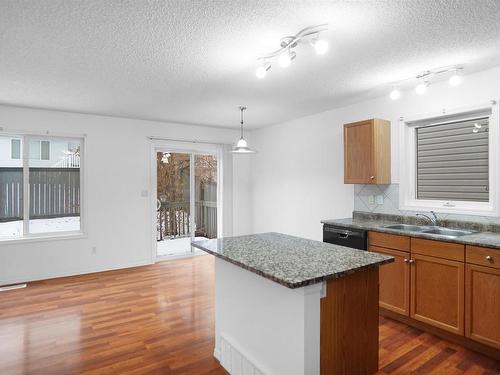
416 211 439 226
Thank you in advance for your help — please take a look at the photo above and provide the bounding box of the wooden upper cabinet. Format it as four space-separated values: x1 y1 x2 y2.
344 119 391 184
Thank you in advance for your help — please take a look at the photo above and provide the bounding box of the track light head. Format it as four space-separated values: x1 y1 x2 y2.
255 62 271 79
278 50 296 68
415 81 429 95
449 71 462 86
312 38 329 55
389 88 401 100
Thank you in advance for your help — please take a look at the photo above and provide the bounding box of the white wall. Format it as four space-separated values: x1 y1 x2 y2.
0 105 252 285
250 66 500 241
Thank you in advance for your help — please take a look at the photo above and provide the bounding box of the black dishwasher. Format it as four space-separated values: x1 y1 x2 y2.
323 224 367 250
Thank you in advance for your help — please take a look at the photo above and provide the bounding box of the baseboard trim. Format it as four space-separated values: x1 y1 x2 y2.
213 348 221 361
0 259 153 286
0 283 27 292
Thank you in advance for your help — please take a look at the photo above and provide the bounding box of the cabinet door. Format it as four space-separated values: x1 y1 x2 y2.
465 264 500 349
410 253 464 334
344 120 373 184
369 245 410 316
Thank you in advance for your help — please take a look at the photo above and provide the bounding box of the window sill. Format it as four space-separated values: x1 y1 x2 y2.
0 232 87 245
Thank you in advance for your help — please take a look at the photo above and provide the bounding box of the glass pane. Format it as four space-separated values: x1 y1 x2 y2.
28 137 81 234
195 154 217 239
156 152 191 256
11 139 21 159
0 135 23 239
40 141 50 160
157 152 191 239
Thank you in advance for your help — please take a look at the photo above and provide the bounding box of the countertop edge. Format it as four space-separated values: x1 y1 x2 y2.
192 241 394 289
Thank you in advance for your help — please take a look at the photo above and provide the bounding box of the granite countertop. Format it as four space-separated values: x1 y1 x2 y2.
192 232 393 289
322 217 500 250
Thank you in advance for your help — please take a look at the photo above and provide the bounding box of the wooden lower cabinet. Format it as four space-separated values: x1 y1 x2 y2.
465 264 500 349
368 231 500 356
410 253 465 335
369 245 410 316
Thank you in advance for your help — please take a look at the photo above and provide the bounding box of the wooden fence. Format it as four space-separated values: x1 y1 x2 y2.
157 200 217 241
0 167 80 222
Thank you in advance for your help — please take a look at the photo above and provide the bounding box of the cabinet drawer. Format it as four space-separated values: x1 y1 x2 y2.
368 231 410 251
466 245 500 269
411 238 464 261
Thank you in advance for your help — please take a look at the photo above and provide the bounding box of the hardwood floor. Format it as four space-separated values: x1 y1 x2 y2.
0 256 498 375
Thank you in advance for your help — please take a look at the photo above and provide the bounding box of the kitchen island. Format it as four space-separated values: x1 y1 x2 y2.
192 232 393 375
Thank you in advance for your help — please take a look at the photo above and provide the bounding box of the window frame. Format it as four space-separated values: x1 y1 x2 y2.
399 101 500 216
0 132 86 243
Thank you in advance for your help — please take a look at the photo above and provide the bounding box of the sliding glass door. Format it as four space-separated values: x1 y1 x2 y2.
155 150 217 258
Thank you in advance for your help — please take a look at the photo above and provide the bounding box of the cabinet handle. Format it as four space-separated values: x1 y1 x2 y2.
403 258 409 263
370 176 375 180
486 255 493 262
409 259 415 264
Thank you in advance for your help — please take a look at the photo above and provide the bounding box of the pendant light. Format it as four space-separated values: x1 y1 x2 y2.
231 106 256 154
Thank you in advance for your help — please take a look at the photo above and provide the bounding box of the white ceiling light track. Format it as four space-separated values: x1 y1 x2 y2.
255 24 329 79
389 65 464 100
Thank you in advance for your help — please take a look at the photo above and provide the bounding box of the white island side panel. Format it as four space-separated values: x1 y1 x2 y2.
214 258 323 375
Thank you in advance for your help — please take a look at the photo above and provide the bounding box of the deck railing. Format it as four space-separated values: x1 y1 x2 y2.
157 200 217 241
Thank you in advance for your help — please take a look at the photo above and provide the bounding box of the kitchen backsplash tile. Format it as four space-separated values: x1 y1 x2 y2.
354 183 500 225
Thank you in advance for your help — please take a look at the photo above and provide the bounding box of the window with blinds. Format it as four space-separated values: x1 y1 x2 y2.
416 117 489 202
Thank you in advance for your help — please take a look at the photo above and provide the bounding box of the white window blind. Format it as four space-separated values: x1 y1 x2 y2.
416 116 489 202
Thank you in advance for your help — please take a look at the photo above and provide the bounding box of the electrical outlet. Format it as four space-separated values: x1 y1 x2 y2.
376 195 384 205
368 195 375 204
92 247 97 255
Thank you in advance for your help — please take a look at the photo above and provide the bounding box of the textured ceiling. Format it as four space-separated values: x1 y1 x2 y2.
1 0 500 128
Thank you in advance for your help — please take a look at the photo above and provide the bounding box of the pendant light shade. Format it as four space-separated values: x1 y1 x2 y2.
232 106 256 154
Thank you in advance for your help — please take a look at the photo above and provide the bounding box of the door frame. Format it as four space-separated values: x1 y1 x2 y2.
149 140 220 262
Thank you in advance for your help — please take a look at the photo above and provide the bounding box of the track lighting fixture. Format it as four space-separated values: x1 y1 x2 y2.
388 65 464 100
255 24 328 78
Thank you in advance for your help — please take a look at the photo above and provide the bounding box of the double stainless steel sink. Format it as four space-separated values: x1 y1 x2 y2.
382 224 475 238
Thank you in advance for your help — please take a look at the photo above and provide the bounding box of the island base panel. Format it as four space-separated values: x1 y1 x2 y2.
321 267 379 375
